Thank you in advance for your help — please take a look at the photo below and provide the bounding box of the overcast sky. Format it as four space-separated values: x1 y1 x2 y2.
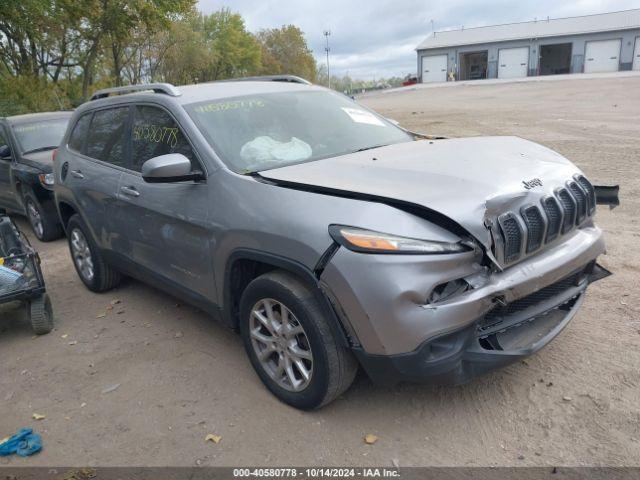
198 0 640 79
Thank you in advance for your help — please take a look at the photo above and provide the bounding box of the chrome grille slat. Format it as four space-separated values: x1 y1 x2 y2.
498 213 522 264
557 188 576 233
521 205 545 253
541 196 562 242
568 181 587 224
575 175 596 215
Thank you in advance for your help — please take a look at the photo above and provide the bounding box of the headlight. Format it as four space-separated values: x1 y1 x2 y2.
38 173 55 187
328 225 471 254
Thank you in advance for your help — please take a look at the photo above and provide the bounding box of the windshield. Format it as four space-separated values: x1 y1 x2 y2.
13 118 69 154
185 90 413 173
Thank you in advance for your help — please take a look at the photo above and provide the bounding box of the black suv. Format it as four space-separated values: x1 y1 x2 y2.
0 112 72 241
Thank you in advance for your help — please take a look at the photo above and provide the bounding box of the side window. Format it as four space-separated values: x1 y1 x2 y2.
85 107 129 167
68 113 92 153
131 105 197 173
0 126 10 159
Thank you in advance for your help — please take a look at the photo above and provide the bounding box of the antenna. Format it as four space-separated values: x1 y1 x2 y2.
323 30 331 89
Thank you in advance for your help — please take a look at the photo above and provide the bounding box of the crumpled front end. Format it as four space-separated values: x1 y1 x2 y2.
320 222 608 384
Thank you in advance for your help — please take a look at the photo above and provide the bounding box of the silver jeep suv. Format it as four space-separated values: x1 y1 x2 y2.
54 77 610 409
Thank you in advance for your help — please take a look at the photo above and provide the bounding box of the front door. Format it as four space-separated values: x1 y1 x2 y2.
0 125 20 211
115 104 215 301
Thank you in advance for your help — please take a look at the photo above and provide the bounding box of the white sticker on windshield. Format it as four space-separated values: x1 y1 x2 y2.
341 107 385 127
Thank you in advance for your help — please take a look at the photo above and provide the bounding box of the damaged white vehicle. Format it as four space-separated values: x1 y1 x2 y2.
54 77 616 409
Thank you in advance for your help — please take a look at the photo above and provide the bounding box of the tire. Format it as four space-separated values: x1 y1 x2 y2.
239 270 357 410
30 293 54 335
67 214 121 292
23 191 63 242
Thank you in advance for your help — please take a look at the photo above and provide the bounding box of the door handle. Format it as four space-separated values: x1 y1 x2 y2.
120 186 140 198
70 170 84 179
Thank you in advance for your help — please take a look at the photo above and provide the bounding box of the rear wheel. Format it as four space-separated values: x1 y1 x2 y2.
24 191 63 242
67 214 121 292
239 270 357 410
30 293 54 335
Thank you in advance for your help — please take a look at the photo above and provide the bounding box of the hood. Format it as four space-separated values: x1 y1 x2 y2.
19 150 55 172
258 136 582 251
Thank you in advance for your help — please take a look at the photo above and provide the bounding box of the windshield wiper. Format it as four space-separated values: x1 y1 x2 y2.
354 144 389 153
22 146 58 155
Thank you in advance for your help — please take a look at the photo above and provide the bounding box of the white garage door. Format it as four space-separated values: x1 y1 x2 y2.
633 37 640 71
421 55 447 83
584 39 621 73
498 47 529 79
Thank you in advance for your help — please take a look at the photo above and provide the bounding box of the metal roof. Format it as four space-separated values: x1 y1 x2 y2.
417 9 640 50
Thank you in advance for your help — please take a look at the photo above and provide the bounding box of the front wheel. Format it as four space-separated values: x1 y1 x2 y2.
23 191 63 242
239 270 357 410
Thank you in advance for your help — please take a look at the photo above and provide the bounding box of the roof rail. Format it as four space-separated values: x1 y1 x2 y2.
222 75 312 85
90 83 181 101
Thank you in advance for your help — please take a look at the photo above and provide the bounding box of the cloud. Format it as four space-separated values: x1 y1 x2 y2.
198 0 640 78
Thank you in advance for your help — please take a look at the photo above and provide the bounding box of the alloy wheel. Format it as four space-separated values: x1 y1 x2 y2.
26 200 44 239
70 228 94 282
249 298 314 392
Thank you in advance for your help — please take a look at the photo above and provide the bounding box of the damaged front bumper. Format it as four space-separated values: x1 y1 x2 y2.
320 225 609 385
351 262 610 386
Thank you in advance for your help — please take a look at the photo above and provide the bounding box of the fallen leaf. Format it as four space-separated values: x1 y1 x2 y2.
61 334 68 339
80 402 87 408
364 434 378 445
562 396 572 402
32 413 46 420
111 299 122 306
205 434 222 444
102 383 121 394
68 340 78 345
96 313 106 319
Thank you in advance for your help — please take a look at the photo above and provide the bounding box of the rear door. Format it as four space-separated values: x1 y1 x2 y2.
498 47 529 79
64 107 128 251
114 103 214 300
633 37 640 71
584 39 621 73
421 55 447 83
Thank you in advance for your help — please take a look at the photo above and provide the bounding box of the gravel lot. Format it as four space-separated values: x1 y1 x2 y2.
1 74 639 467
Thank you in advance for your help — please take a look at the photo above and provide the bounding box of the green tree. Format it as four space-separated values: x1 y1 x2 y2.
200 9 261 81
257 25 316 81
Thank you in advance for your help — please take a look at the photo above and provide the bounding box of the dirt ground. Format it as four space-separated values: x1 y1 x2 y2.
1 74 639 467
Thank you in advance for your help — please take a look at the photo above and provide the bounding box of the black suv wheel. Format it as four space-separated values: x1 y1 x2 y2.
239 270 357 410
24 191 62 242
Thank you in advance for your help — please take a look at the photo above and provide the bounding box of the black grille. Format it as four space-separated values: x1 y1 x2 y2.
499 214 522 264
568 182 587 224
521 205 545 253
557 188 576 233
575 175 596 215
541 196 562 242
481 269 585 327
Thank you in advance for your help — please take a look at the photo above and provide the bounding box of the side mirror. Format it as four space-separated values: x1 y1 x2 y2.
141 153 203 184
0 144 11 160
